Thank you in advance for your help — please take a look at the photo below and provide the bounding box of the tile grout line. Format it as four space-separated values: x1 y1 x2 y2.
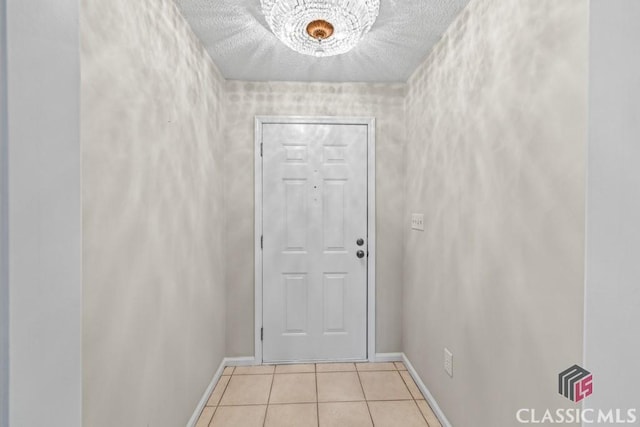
217 403 277 407
395 368 431 426
263 369 276 427
263 401 324 406
397 368 431 426
394 367 414 398
206 371 234 427
314 363 320 427
398 369 420 401
217 373 233 404
355 365 376 426
413 399 432 427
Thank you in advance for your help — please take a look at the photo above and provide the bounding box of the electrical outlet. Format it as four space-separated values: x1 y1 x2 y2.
411 213 424 231
444 348 453 377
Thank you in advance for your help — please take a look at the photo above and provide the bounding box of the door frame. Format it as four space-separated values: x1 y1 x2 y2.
254 116 376 364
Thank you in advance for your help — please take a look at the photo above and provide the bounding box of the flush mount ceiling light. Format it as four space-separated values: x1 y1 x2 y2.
261 0 380 57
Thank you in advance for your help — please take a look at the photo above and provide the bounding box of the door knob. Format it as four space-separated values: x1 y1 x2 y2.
357 250 365 259
356 238 364 246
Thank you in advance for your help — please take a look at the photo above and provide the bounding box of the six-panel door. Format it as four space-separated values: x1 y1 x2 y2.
262 122 368 362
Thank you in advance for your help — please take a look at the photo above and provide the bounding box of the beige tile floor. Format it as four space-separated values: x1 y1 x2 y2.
195 362 442 427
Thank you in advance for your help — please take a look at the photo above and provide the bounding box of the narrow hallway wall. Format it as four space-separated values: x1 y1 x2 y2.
224 82 406 357
585 0 640 416
403 0 588 425
81 0 226 425
0 0 8 423
6 0 82 425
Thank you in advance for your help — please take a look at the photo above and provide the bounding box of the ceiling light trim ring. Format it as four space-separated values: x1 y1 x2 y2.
306 20 334 40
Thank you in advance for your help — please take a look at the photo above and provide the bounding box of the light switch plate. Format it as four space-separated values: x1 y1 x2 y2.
411 213 424 231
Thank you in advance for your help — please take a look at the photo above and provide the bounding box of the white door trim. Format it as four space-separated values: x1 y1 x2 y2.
254 116 376 363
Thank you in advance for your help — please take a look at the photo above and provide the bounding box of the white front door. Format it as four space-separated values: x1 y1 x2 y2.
261 121 369 362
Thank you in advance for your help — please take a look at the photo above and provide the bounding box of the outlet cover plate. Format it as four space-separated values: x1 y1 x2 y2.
411 213 424 231
444 348 453 377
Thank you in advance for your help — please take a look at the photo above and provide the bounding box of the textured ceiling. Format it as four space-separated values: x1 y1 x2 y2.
175 0 471 83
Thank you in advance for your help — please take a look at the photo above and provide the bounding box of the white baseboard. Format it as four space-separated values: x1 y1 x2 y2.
402 353 452 427
186 358 226 427
186 356 257 427
374 352 404 362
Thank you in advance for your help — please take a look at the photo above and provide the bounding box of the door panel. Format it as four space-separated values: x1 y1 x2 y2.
284 180 307 251
262 122 368 362
323 180 346 250
284 274 307 334
323 273 346 333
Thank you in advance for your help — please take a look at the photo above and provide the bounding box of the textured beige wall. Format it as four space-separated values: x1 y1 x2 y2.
81 0 226 425
403 0 587 425
225 81 406 356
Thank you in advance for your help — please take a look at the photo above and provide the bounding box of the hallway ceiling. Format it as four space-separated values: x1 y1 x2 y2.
175 0 471 83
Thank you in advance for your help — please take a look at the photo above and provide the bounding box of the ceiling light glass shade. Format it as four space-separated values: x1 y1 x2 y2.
261 0 380 57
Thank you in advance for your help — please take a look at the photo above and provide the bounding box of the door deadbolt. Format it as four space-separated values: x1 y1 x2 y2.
356 238 364 246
